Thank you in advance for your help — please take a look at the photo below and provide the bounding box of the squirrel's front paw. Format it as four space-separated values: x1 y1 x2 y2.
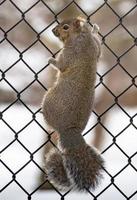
48 57 56 65
92 24 99 34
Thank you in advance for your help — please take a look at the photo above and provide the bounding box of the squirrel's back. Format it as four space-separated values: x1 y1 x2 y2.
42 20 100 132
42 17 104 191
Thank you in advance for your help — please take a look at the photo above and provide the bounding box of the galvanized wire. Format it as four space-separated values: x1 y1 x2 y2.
0 0 137 199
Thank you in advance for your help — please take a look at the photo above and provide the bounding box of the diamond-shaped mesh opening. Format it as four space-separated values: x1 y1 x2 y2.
120 46 137 76
108 0 136 17
16 162 45 193
103 145 128 176
0 40 20 71
97 185 127 200
24 1 55 32
2 104 33 132
0 0 137 199
1 141 30 172
4 60 35 90
0 0 21 31
102 65 132 95
0 82 17 109
20 82 46 108
0 162 12 189
116 126 137 156
0 120 15 151
115 166 137 197
7 20 37 51
122 5 137 37
102 105 130 136
0 181 28 200
105 25 134 56
18 122 47 152
90 4 119 35
23 41 50 73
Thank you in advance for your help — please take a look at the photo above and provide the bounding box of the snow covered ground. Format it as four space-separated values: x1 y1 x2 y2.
0 104 137 200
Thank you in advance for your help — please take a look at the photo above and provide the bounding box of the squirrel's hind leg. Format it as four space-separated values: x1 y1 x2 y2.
44 148 71 190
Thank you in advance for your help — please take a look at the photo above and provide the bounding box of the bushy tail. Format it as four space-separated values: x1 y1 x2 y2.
62 144 104 190
44 139 104 191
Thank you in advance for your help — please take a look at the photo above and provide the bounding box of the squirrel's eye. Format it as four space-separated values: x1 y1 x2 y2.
63 24 69 30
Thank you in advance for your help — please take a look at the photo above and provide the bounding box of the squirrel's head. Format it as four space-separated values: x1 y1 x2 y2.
52 17 86 43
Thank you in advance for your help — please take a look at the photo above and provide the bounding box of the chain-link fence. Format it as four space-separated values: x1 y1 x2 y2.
0 0 137 199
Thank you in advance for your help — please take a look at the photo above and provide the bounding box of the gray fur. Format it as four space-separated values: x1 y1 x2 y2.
42 18 104 191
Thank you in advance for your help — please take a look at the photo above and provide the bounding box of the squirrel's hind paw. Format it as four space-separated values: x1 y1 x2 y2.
44 148 71 190
48 57 56 66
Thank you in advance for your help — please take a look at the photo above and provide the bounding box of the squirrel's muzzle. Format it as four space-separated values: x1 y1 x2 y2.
52 27 60 37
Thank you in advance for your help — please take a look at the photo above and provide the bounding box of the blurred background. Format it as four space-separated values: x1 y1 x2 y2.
0 0 137 199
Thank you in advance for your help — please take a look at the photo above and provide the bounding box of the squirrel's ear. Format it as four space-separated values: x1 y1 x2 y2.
73 17 86 28
73 18 81 28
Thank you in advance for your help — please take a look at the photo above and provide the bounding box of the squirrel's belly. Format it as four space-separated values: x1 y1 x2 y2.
42 84 94 130
42 96 56 127
42 91 65 129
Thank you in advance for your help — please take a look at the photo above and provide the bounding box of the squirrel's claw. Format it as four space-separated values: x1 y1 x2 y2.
92 24 100 34
48 57 56 65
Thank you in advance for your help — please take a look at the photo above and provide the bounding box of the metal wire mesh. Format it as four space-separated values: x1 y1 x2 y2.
0 0 137 199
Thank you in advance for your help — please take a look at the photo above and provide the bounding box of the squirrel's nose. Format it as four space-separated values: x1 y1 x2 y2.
52 27 60 37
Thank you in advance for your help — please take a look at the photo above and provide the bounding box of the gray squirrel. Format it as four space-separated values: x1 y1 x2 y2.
42 17 104 191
